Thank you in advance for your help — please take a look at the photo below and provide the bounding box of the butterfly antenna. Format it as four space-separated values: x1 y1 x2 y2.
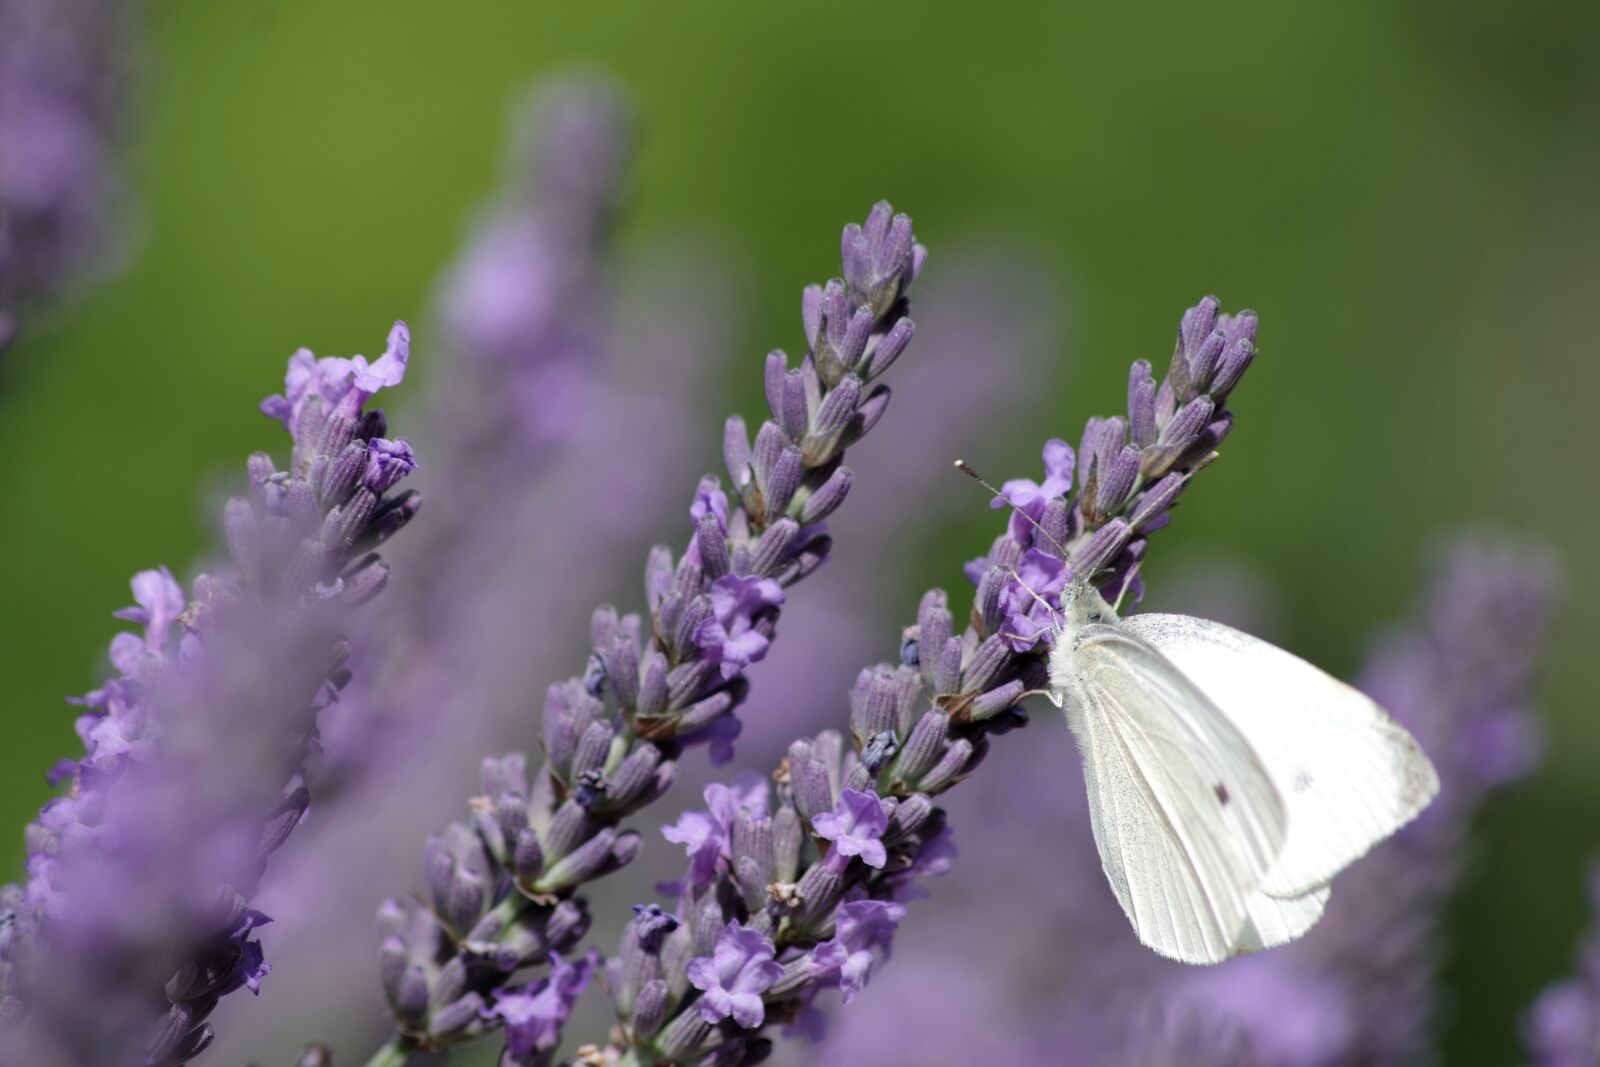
1108 561 1142 613
952 459 1072 558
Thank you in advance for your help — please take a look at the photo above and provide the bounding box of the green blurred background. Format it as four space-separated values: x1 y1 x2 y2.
3 2 1598 1063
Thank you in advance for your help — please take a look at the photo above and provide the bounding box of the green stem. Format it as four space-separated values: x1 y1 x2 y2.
359 1036 417 1067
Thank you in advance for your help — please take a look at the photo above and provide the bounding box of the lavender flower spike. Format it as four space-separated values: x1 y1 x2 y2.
365 203 924 1066
0 0 140 352
576 298 1262 1064
0 325 419 1066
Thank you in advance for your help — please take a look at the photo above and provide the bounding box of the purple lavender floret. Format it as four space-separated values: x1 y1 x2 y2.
366 202 923 1065
812 790 889 871
569 297 1259 1065
484 951 599 1067
0 326 418 1066
1525 863 1600 1067
0 0 137 352
685 923 785 1028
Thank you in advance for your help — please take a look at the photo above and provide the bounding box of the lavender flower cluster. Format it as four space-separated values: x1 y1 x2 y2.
365 203 924 1065
0 0 137 351
0 325 419 1066
550 297 1258 1066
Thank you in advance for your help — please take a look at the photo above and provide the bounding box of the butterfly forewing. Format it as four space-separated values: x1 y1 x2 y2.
1068 624 1288 964
1122 614 1440 898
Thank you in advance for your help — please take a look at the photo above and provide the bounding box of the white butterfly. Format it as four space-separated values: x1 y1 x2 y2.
1038 580 1439 965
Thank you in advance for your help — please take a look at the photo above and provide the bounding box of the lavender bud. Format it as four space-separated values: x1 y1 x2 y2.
917 738 975 793
537 827 619 892
763 351 788 424
631 979 670 1039
750 517 800 576
695 512 730 580
798 465 852 524
723 415 752 489
751 420 786 489
933 636 963 695
513 828 544 882
843 383 891 448
763 445 804 521
773 806 804 884
1130 471 1188 530
571 720 615 778
789 751 834 824
658 1014 714 1060
546 898 591 951
636 652 669 717
644 544 675 607
886 792 933 843
393 966 429 1024
731 812 775 884
801 283 824 347
428 992 484 1040
540 800 594 862
736 856 769 912
1128 359 1158 447
1096 445 1142 517
779 369 810 442
793 863 845 928
865 317 914 379
970 679 1027 721
896 711 949 782
1070 518 1133 581
605 744 662 809
849 668 897 740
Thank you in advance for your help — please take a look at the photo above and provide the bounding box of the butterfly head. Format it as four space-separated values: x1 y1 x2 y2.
1058 580 1119 636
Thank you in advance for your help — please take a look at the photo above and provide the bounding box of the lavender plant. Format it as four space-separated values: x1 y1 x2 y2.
363 203 924 1066
577 296 1259 1066
0 324 420 1066
1525 863 1600 1067
0 0 138 351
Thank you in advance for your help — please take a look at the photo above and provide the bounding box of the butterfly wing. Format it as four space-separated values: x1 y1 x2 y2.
1069 624 1288 964
1123 613 1439 898
1239 883 1330 952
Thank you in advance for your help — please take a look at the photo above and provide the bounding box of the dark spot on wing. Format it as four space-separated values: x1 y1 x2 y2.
1214 783 1230 806
1293 771 1314 794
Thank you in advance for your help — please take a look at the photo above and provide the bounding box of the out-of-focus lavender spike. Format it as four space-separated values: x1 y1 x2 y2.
213 86 641 1048
0 326 418 1066
0 0 140 353
356 203 925 1067
1524 863 1600 1067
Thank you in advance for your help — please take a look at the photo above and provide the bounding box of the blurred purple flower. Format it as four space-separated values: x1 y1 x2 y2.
0 0 138 351
1526 865 1600 1067
0 325 418 1066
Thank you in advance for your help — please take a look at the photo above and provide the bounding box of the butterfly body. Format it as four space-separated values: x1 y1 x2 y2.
1042 582 1438 964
